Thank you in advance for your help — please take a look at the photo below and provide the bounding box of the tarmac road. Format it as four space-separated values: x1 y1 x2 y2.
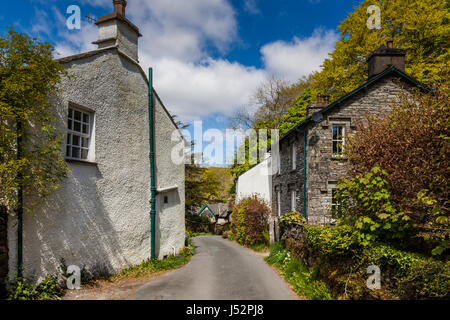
128 236 298 300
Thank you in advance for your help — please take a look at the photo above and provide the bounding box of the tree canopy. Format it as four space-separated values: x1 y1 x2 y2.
0 29 68 211
310 0 450 100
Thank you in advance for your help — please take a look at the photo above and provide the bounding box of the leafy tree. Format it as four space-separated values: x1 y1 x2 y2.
229 86 312 182
341 71 449 255
311 0 449 100
0 29 68 211
185 150 222 206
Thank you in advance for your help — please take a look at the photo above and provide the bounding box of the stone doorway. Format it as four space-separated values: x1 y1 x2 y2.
0 207 8 298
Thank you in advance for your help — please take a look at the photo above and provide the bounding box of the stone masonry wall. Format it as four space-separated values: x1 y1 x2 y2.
273 74 415 225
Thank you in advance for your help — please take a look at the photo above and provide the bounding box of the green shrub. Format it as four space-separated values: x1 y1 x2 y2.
397 258 450 299
265 243 333 300
280 211 306 227
186 214 211 224
333 167 413 247
7 275 61 300
304 224 360 257
231 196 270 246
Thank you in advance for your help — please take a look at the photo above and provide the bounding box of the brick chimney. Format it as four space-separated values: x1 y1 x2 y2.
367 41 406 80
92 0 142 62
306 94 328 118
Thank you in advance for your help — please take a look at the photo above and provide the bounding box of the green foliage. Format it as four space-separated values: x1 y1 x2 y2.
0 28 68 211
231 196 270 246
344 77 449 255
185 163 230 205
397 258 450 299
333 167 413 246
310 0 449 100
185 163 220 206
265 243 333 300
368 244 422 277
186 214 210 224
304 224 360 257
279 211 306 228
7 275 61 300
229 86 312 181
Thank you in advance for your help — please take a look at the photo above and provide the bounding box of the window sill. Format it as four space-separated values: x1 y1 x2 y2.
65 158 98 166
331 157 348 161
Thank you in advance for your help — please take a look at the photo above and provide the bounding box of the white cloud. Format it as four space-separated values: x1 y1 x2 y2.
261 28 338 82
146 57 266 121
244 0 261 15
35 1 337 122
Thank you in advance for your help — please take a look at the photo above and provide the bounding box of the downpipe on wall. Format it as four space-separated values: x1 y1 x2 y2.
148 68 158 260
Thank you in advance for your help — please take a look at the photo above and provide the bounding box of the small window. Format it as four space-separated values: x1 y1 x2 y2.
291 144 297 170
164 196 169 204
291 190 296 212
332 125 345 157
66 106 93 161
331 189 340 213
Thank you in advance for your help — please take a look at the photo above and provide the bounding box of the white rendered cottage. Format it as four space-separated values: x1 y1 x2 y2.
7 0 186 282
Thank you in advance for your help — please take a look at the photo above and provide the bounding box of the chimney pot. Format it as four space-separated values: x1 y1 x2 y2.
317 93 322 105
324 96 329 105
113 0 127 16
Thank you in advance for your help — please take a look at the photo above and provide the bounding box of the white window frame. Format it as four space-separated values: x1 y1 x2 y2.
332 125 345 158
291 190 296 212
66 105 94 162
291 143 297 170
331 189 339 212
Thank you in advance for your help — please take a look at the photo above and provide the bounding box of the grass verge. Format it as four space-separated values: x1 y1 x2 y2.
265 242 333 300
101 240 195 282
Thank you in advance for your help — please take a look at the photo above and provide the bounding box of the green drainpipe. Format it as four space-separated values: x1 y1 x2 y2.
296 127 308 221
148 68 157 259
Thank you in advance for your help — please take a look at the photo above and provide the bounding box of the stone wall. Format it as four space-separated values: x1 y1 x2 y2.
0 207 7 298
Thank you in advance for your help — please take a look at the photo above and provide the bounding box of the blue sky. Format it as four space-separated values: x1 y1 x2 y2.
0 0 363 165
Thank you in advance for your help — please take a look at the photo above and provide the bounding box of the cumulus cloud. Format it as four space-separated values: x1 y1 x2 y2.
144 57 266 120
33 1 337 122
260 28 338 82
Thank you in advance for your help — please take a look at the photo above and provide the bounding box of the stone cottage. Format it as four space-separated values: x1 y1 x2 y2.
272 42 424 225
4 0 186 283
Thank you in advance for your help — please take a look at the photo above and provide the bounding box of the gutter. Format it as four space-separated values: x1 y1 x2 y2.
148 68 158 260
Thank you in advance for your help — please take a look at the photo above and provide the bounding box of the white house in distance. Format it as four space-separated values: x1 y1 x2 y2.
7 0 186 281
235 154 272 206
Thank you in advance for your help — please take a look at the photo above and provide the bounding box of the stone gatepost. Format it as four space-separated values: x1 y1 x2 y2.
268 216 280 244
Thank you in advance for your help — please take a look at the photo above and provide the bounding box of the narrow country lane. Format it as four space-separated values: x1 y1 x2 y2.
128 236 298 300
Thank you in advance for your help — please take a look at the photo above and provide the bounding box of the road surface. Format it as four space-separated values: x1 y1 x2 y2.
128 236 298 300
